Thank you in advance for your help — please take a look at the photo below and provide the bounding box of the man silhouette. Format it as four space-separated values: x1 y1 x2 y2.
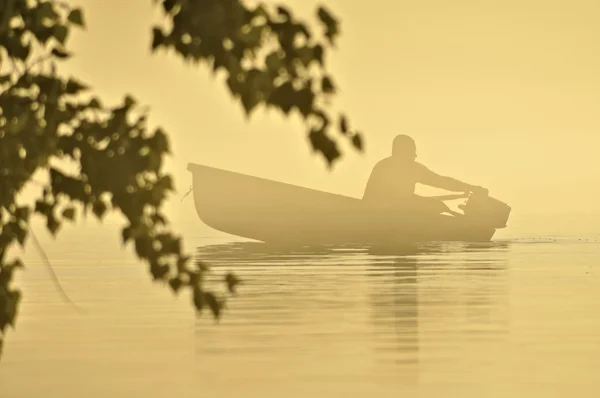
363 135 487 215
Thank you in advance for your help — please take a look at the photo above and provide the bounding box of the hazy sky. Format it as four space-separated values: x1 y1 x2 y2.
55 0 600 219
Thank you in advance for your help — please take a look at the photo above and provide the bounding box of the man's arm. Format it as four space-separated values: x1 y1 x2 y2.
416 164 487 194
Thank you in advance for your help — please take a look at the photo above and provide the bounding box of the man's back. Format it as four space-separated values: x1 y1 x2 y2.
362 157 430 204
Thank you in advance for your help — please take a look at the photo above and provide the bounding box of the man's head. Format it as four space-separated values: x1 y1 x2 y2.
392 134 417 160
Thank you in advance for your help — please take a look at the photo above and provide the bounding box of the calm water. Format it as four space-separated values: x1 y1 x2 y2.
1 215 600 398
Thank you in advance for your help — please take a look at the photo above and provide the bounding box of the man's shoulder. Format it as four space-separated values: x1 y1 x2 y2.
413 162 440 180
413 161 429 170
372 157 394 170
372 158 430 171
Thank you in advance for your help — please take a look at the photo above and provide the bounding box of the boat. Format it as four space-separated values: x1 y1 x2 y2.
187 163 511 246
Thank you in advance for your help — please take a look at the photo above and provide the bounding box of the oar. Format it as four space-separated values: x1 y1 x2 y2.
181 185 193 202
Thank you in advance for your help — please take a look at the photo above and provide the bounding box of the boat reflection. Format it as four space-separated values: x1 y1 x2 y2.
194 241 510 382
366 242 509 382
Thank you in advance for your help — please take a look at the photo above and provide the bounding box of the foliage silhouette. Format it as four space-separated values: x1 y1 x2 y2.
151 0 363 164
0 0 360 358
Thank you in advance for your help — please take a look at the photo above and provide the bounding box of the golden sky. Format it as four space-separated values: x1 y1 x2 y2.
54 0 600 219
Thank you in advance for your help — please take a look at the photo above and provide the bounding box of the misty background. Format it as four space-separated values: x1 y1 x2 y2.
17 0 600 244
